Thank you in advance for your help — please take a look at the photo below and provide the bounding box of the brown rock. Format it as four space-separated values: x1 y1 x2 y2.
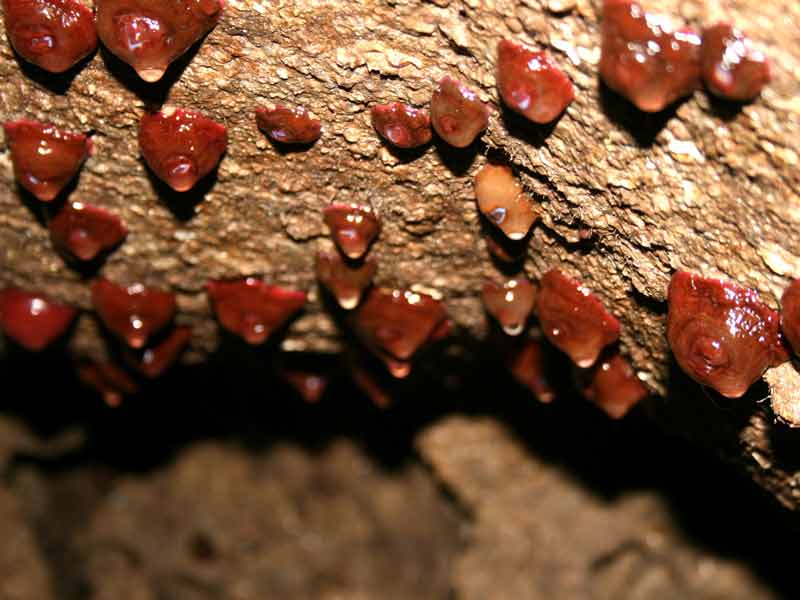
1 0 800 510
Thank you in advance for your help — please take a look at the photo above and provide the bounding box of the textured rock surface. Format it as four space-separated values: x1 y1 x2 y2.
80 442 460 600
0 416 82 600
2 0 800 507
0 484 54 600
417 416 782 600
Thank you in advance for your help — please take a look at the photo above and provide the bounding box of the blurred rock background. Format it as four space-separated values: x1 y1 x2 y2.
0 345 796 600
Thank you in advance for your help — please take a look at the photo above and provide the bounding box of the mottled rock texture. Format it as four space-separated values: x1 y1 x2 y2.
418 416 783 600
2 0 800 509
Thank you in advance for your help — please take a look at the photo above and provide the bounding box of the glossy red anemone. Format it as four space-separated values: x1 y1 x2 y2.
370 103 432 149
580 352 647 419
323 203 381 260
352 288 448 378
3 119 92 202
484 232 526 263
136 325 191 378
667 271 788 398
256 104 322 145
77 360 138 407
781 279 800 356
91 277 177 349
496 39 574 124
482 278 537 336
536 270 620 368
600 0 702 112
430 76 490 147
350 364 392 408
282 370 328 403
701 23 771 102
508 339 556 403
49 201 128 262
474 164 538 241
138 107 227 192
3 0 97 72
95 0 224 82
0 288 77 350
316 249 377 310
207 278 306 345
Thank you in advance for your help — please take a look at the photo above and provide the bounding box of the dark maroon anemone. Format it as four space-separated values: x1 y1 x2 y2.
352 288 448 378
701 23 771 102
48 201 128 262
484 233 526 264
135 325 191 378
207 278 307 345
508 339 556 403
580 352 647 419
370 103 432 149
255 104 322 145
350 364 392 408
668 271 789 398
138 108 227 192
91 277 177 349
95 0 224 82
323 203 381 260
282 370 329 403
3 0 98 73
536 270 621 368
482 278 537 336
3 119 92 202
430 76 490 148
474 164 538 241
316 249 377 310
0 288 77 351
77 360 138 407
429 317 453 344
781 279 800 356
496 39 575 124
600 0 702 112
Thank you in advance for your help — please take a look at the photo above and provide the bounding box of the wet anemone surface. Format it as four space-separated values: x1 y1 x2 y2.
781 280 800 356
350 288 448 378
91 278 177 349
48 201 128 263
323 203 381 261
316 249 377 310
95 0 224 82
474 164 539 241
507 339 556 403
578 351 648 419
138 108 228 193
700 23 771 102
3 0 98 73
536 270 621 368
482 277 537 336
0 289 77 351
430 76 490 147
77 360 140 408
370 103 433 149
599 0 702 112
3 120 92 202
132 325 193 379
206 278 307 346
256 104 322 145
496 39 575 124
667 271 788 399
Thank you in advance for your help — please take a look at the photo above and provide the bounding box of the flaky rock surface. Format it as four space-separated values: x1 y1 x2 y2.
2 0 800 508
